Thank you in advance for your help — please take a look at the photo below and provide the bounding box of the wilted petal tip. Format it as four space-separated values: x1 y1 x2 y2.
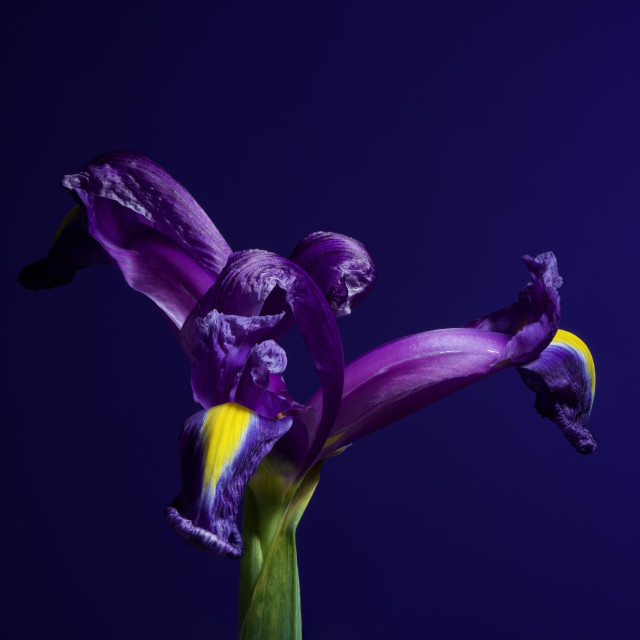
521 252 563 290
289 231 376 318
467 251 562 366
61 172 84 191
521 367 597 455
518 331 596 455
18 259 72 289
18 205 111 291
165 500 243 558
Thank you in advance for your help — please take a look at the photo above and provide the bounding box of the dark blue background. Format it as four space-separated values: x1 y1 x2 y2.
3 2 638 638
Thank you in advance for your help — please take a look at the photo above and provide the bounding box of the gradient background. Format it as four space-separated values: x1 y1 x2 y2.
3 2 638 638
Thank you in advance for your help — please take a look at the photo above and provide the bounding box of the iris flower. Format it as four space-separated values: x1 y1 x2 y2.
20 151 596 639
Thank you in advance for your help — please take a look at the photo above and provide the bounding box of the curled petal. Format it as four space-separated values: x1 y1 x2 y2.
289 231 376 317
165 403 292 557
189 250 344 467
466 252 562 365
18 205 112 289
313 328 512 459
53 151 231 328
180 309 285 409
234 340 292 418
518 330 596 454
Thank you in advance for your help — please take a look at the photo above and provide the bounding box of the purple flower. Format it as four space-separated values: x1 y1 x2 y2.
20 151 596 560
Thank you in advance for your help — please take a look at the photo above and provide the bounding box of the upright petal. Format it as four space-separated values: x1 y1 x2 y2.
518 330 596 454
466 252 562 364
165 403 292 557
289 231 376 317
189 250 344 468
28 151 232 328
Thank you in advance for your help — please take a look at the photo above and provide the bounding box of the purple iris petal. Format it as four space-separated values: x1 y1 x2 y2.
312 328 511 459
180 309 285 409
59 151 232 328
466 252 562 365
18 205 113 289
165 403 293 557
234 340 292 418
518 333 596 454
289 231 377 317
190 250 344 468
306 253 596 463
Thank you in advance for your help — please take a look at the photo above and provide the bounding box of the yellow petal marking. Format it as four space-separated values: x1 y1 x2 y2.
552 329 596 397
201 403 253 495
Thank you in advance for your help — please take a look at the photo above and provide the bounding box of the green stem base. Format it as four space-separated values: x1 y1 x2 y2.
237 463 322 640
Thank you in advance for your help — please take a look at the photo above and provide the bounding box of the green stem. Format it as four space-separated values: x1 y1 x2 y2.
237 463 322 640
237 488 264 631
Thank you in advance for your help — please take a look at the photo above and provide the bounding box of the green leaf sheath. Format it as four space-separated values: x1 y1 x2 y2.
238 487 264 632
238 463 322 640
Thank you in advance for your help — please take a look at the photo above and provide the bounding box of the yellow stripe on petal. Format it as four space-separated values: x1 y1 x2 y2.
201 403 254 495
552 329 596 397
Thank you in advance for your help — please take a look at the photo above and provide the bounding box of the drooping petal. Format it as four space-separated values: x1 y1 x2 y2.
289 231 377 317
466 252 562 364
313 327 598 462
188 250 344 467
18 205 113 289
306 253 596 463
312 328 512 459
165 403 292 557
180 309 285 409
303 252 565 461
54 151 232 328
518 330 596 454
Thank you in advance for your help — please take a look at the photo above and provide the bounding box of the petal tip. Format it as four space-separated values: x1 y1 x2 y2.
18 259 68 289
61 172 84 191
290 231 376 318
518 338 596 455
468 252 562 365
577 439 597 455
165 501 243 558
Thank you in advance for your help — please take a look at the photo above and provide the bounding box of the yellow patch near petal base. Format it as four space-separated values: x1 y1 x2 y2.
553 329 596 396
324 433 343 448
201 403 253 494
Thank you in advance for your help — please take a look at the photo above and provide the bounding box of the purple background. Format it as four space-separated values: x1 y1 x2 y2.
3 2 638 638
